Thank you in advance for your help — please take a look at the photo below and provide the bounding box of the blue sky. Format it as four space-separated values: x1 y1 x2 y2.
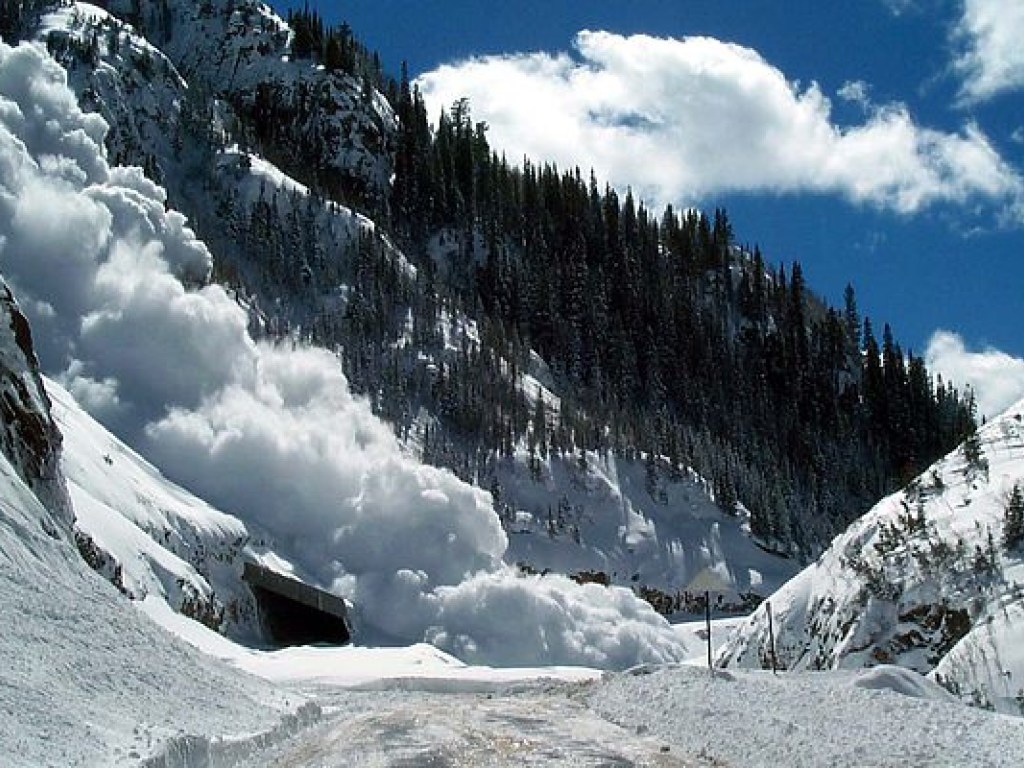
273 1 1024 416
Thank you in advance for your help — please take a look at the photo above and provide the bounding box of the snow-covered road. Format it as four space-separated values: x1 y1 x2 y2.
250 684 692 767
225 660 1024 768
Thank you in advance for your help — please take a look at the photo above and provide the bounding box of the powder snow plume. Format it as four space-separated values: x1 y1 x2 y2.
0 41 686 667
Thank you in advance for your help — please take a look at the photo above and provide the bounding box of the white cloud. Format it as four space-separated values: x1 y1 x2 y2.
838 80 872 108
925 330 1024 419
416 31 1024 219
953 0 1024 104
0 41 688 667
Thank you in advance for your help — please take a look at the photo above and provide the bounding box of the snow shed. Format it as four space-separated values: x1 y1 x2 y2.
242 562 352 646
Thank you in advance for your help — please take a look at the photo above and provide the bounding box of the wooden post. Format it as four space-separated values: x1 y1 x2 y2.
705 589 712 670
766 600 778 675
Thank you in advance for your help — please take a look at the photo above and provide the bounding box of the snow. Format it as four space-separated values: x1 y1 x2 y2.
29 0 803 647
131 594 1024 768
497 447 794 607
851 664 958 701
246 684 688 767
139 594 599 691
0 38 695 668
0 408 311 767
719 395 1024 713
2 9 1023 767
590 664 1024 768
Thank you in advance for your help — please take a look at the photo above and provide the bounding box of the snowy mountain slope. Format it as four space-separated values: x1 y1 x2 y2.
39 3 187 173
0 37 700 668
0 444 318 768
0 276 313 768
45 1 394 204
718 397 1024 714
496 447 792 611
0 38 1022 766
47 376 267 638
24 0 801 623
34 3 382 273
107 0 395 202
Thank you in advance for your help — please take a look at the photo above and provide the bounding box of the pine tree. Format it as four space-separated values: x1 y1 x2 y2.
962 421 988 480
1004 484 1024 551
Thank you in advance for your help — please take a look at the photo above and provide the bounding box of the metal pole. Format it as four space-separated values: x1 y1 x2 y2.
705 589 712 670
766 600 778 674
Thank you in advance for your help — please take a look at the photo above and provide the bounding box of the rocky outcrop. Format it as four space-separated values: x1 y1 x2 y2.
57 0 397 208
0 278 74 532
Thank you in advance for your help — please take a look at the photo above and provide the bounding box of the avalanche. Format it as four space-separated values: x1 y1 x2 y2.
1 8 1023 767
0 37 691 667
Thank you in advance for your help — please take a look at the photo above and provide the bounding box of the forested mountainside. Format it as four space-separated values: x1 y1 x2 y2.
5 0 973 566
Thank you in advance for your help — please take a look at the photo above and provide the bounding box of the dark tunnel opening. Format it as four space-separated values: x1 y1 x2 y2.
249 585 351 646
243 562 352 647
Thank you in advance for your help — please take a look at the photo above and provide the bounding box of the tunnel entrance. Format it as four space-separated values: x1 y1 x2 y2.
243 562 352 646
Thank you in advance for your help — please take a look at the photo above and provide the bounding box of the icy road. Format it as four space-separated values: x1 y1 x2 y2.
251 683 691 767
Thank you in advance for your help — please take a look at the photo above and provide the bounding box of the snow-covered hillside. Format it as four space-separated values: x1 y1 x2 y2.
4 384 1024 765
18 0 801 635
719 397 1024 714
496 446 791 611
50 376 264 639
0 272 313 767
40 0 393 199
0 37 703 668
3 12 1024 766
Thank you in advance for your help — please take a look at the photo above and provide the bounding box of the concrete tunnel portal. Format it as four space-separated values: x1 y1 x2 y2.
242 562 352 646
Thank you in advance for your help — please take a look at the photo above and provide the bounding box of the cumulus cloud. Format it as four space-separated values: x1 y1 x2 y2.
0 41 687 667
953 0 1024 104
416 31 1023 219
925 331 1024 419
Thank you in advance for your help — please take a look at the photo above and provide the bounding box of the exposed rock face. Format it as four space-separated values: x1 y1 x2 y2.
0 278 74 532
51 0 395 209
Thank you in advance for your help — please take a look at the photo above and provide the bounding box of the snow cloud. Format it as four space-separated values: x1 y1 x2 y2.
953 0 1024 104
416 31 1024 219
925 331 1024 420
0 41 687 667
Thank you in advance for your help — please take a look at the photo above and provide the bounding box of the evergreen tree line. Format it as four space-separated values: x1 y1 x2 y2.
0 0 66 40
214 65 977 554
380 90 975 551
286 2 384 85
16 0 974 557
180 15 975 556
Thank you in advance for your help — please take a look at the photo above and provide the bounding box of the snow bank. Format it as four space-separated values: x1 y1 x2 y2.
590 665 1024 768
0 40 687 667
852 665 957 702
0 417 306 765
